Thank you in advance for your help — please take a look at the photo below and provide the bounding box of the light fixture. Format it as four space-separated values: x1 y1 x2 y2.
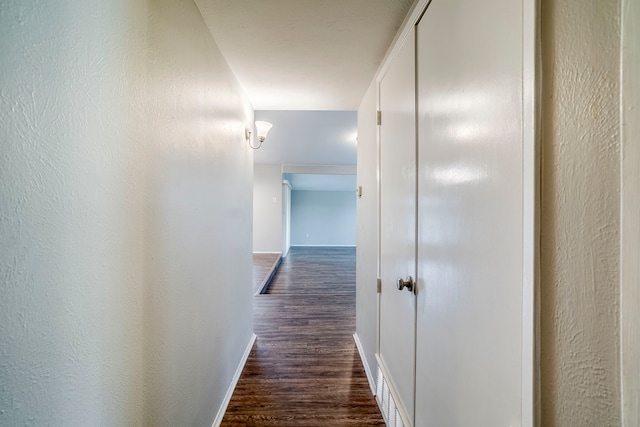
245 120 273 149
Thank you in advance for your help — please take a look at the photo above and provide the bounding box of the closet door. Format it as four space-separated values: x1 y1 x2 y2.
378 29 416 425
416 0 531 425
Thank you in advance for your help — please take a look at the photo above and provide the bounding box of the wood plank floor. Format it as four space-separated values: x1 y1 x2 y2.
222 247 384 426
253 253 282 294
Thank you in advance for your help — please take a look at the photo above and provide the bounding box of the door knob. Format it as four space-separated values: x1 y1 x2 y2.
396 276 414 292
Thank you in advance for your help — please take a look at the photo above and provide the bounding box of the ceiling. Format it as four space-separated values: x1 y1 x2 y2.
254 110 357 165
194 0 414 110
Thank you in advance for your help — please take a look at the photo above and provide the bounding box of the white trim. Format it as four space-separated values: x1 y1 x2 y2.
252 251 282 255
375 0 429 84
374 4 424 427
522 0 540 426
376 62 382 365
211 333 257 427
621 0 640 423
289 244 356 247
282 164 357 175
354 333 377 395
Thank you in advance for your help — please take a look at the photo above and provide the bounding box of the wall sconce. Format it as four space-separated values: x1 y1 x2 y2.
245 121 273 149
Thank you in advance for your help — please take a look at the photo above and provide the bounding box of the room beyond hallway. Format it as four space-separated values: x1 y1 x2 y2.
221 247 384 426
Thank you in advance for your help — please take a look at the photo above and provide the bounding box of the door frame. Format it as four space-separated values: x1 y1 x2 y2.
621 0 640 423
374 1 540 426
376 25 418 425
281 179 291 257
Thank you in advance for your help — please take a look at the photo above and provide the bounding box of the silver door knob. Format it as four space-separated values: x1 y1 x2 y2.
396 276 414 292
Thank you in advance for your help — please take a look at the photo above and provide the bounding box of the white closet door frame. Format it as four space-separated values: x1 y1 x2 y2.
522 1 540 425
373 1 539 426
621 0 640 423
377 27 417 426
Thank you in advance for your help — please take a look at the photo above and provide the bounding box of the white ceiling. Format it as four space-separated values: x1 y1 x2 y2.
253 110 357 165
194 0 414 110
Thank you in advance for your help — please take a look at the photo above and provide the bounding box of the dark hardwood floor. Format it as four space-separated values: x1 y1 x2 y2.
253 253 282 294
222 247 384 426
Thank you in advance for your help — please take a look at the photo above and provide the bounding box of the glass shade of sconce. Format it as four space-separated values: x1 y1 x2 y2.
246 121 273 149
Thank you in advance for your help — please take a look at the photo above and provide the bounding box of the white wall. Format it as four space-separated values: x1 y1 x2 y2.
0 0 254 425
355 79 380 391
540 0 622 424
290 190 356 246
253 164 283 253
144 0 254 425
0 1 148 424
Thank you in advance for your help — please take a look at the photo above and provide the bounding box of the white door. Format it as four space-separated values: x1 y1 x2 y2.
415 0 532 425
378 29 416 425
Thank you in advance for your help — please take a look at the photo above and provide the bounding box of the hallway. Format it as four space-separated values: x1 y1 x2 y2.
221 247 384 426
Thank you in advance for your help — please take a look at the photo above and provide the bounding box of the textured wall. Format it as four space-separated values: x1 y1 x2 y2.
0 0 148 424
290 190 356 246
355 79 379 390
540 0 621 424
253 164 283 253
0 0 254 425
144 0 254 425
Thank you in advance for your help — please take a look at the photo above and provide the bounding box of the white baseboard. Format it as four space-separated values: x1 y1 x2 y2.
253 251 282 254
211 333 257 427
353 333 377 395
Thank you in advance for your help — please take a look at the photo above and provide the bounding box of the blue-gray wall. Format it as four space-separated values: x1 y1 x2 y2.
290 190 356 246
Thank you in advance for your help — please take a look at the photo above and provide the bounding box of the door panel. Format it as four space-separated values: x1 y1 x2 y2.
416 0 525 425
379 29 416 425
